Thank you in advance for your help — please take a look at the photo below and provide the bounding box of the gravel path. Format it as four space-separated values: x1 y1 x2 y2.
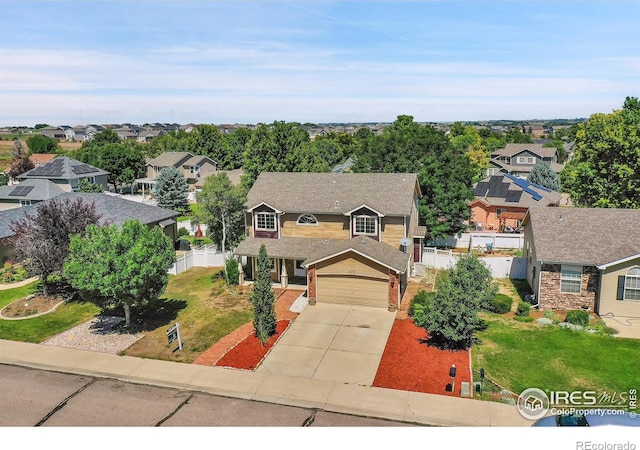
42 316 145 354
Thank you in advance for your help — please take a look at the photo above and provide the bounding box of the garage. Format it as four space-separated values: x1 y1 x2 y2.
314 251 390 308
317 274 388 307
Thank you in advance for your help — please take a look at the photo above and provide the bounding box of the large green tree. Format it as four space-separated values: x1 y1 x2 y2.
197 173 246 253
64 220 176 329
560 97 640 208
412 253 497 350
154 166 190 214
241 121 310 189
9 197 102 296
26 134 59 154
527 161 561 192
250 244 277 344
354 115 475 240
74 141 146 192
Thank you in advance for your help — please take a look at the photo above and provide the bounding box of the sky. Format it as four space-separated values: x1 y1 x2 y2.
0 0 638 126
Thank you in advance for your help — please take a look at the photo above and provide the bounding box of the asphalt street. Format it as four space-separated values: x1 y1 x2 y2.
0 363 421 427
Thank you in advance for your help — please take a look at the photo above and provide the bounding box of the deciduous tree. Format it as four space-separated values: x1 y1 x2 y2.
197 173 246 253
64 219 176 329
412 254 497 350
560 97 640 208
26 134 59 154
9 197 102 296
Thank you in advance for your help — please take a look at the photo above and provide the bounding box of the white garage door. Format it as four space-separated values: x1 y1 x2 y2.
317 274 388 308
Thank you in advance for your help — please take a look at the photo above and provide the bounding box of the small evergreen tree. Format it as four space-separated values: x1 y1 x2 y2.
224 255 240 286
527 161 561 191
250 244 277 344
154 166 189 214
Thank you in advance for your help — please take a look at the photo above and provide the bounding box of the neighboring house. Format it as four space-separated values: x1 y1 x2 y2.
486 143 564 178
65 126 87 142
0 179 65 210
39 126 65 140
332 157 355 173
144 152 218 190
137 129 165 143
234 172 426 311
523 207 640 317
469 174 562 231
18 156 109 192
0 192 181 265
29 153 58 167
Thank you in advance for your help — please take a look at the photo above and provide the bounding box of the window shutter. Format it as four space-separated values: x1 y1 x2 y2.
617 276 626 300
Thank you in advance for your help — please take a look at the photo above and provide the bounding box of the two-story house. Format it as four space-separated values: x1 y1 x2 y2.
234 172 426 311
486 143 564 179
144 152 218 189
469 174 561 232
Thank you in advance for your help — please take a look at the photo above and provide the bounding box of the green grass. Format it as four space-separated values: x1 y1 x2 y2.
472 314 639 397
0 282 100 343
121 267 253 363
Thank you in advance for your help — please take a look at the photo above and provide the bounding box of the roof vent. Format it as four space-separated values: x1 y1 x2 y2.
360 239 366 244
323 240 329 245
558 215 564 222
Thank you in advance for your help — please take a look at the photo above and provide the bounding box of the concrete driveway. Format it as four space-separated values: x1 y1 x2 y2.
255 303 395 386
601 316 640 339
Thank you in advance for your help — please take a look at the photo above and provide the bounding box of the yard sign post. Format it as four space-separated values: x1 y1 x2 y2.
166 323 183 351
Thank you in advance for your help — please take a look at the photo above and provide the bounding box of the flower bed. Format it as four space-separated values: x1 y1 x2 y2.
214 320 290 370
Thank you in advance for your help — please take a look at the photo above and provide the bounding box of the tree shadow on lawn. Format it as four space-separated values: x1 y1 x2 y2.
103 297 188 333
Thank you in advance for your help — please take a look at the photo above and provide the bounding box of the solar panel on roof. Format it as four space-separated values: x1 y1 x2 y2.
8 185 35 196
73 164 98 175
505 190 523 202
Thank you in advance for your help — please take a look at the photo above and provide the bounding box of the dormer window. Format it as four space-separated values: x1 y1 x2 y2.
354 215 377 235
297 214 318 226
256 212 276 231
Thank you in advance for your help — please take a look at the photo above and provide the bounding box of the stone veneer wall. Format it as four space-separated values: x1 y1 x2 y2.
539 264 599 310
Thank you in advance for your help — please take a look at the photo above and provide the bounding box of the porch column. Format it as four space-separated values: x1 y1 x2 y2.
307 266 317 305
280 260 288 288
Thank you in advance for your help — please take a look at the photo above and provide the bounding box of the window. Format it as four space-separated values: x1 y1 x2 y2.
296 214 318 226
560 265 582 294
355 215 377 235
256 212 276 231
190 165 200 176
624 267 640 300
20 200 32 206
517 156 536 164
496 208 506 216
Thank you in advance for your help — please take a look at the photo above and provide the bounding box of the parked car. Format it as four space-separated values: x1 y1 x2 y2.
532 411 638 427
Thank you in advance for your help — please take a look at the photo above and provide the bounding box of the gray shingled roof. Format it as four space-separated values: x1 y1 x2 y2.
147 152 193 168
0 193 179 240
246 172 420 216
19 156 109 181
234 236 409 273
0 179 65 202
491 143 557 159
525 206 640 267
473 174 562 208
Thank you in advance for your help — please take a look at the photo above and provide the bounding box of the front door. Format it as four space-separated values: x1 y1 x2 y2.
294 260 306 277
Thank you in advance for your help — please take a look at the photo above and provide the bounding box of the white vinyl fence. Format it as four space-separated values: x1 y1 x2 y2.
169 244 231 275
421 247 527 279
427 232 524 250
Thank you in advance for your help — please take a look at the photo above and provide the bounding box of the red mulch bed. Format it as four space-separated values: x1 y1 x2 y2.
214 320 290 370
372 319 472 397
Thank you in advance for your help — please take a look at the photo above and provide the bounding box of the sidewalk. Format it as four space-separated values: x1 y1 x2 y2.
0 338 531 427
0 276 38 291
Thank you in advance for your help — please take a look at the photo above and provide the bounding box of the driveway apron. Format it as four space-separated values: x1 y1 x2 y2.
255 303 395 386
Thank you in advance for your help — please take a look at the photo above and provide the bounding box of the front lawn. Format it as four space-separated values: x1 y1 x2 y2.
472 279 638 398
0 282 100 343
120 267 253 363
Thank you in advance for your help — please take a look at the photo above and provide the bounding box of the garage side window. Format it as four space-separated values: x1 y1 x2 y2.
623 267 640 300
560 265 582 294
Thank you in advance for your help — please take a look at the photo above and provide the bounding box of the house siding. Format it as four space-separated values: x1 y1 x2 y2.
316 252 388 280
471 203 527 231
539 264 598 310
381 216 405 249
598 258 640 317
280 213 349 239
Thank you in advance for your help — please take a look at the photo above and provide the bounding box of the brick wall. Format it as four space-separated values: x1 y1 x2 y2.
539 264 598 310
307 266 317 304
